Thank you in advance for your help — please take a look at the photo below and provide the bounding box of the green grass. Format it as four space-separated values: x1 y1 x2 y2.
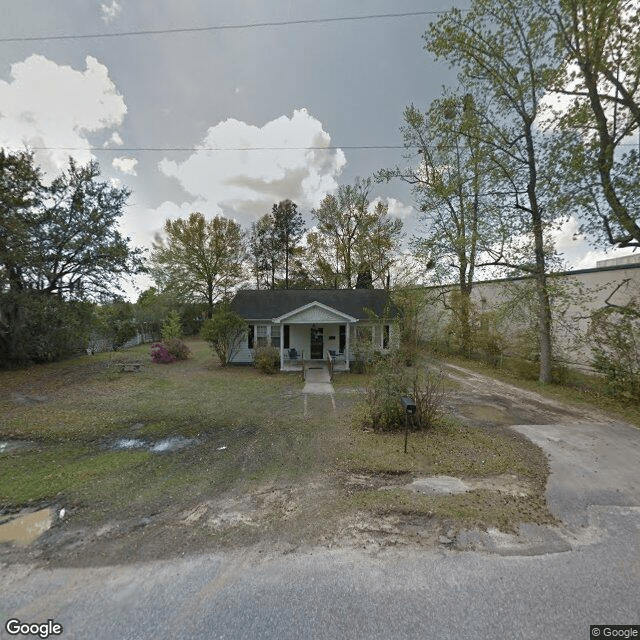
0 338 556 547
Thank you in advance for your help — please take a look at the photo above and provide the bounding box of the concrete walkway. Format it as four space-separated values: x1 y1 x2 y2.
302 364 336 416
302 364 334 394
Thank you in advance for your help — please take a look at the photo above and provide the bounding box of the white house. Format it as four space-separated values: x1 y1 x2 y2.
229 289 399 371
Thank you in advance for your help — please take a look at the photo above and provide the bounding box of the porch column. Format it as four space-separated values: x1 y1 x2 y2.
280 322 284 371
345 322 350 371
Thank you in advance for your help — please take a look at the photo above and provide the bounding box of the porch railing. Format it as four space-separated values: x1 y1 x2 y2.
326 353 334 380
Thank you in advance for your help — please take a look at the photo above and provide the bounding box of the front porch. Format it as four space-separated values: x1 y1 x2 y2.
281 358 350 374
272 301 358 373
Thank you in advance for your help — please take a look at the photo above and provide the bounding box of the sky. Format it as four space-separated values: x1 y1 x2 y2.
0 1 635 299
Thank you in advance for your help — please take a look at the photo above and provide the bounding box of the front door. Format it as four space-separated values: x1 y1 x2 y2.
310 327 323 359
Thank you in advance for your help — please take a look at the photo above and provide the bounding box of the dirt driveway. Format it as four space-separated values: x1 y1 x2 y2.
442 363 640 554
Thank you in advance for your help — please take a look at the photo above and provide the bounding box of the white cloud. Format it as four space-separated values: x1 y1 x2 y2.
100 0 122 23
112 156 138 175
0 54 127 175
371 196 415 220
158 108 346 226
106 131 123 146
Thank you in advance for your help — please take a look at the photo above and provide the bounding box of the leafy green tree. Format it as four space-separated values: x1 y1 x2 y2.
200 307 247 366
378 93 504 354
272 199 305 289
541 0 640 249
248 213 278 289
0 149 42 292
94 297 138 351
355 200 403 289
151 212 245 316
0 151 142 365
1 153 141 298
135 287 174 339
311 178 402 289
426 0 561 382
161 310 183 341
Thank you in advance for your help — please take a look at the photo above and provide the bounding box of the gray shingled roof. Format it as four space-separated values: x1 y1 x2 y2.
229 289 399 321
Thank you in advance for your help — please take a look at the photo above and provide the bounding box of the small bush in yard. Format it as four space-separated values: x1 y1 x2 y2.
253 346 280 374
150 342 176 364
360 353 444 431
161 311 183 341
201 308 247 366
163 338 190 360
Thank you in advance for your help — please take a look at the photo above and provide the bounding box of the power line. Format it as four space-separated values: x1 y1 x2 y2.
0 10 461 43
14 145 406 152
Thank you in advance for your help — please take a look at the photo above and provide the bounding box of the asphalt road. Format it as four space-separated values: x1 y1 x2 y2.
2 376 640 639
0 510 638 640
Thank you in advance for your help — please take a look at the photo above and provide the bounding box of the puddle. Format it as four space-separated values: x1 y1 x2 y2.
0 440 33 454
149 437 193 453
0 508 53 546
111 436 197 453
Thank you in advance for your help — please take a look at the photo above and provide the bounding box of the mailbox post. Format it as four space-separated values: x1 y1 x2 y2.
401 396 416 454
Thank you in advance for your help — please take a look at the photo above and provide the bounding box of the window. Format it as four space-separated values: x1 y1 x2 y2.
383 325 390 349
256 325 268 347
248 325 254 349
271 334 280 348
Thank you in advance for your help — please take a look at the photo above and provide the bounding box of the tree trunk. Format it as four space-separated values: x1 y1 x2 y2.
535 268 553 383
525 120 552 383
207 281 214 318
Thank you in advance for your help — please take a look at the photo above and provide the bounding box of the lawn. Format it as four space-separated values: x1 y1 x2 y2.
1 339 555 562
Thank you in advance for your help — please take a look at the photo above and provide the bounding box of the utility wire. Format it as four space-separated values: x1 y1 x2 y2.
0 10 462 43
12 141 639 152
16 145 406 152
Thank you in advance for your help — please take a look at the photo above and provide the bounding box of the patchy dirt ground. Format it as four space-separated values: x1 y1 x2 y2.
3 359 629 567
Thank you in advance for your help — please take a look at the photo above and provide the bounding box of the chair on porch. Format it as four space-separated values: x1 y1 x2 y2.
327 349 346 366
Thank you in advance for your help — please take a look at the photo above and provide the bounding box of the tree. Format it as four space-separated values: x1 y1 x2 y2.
541 0 640 249
355 200 403 289
272 199 305 289
0 151 143 365
426 0 561 382
378 93 504 354
311 178 402 289
248 214 277 289
94 297 138 351
151 212 245 316
200 307 247 366
135 287 175 339
0 149 42 293
161 310 183 341
1 154 142 298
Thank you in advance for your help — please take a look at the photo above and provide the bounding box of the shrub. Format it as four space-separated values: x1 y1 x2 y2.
161 310 183 341
589 304 640 400
163 338 190 360
253 346 280 374
150 342 176 364
201 308 247 366
360 353 445 431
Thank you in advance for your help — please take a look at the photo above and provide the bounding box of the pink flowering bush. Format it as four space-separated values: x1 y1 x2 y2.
163 338 191 361
150 342 176 364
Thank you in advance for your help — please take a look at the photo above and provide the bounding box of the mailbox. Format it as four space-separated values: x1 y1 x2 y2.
401 396 416 415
